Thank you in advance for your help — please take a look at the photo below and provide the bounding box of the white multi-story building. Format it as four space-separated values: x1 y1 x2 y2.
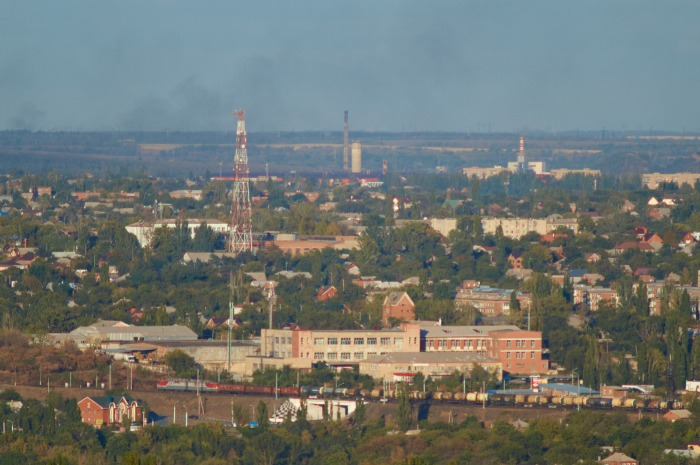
125 219 229 247
481 215 578 240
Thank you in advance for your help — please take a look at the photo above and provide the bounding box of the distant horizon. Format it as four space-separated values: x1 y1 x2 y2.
3 1 700 133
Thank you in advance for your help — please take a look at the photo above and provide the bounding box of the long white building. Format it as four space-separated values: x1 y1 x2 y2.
126 219 229 247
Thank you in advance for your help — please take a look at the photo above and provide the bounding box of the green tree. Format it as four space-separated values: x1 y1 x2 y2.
162 349 197 378
354 397 366 428
636 282 649 314
396 383 412 432
510 290 519 313
250 431 285 465
256 400 269 427
583 337 598 388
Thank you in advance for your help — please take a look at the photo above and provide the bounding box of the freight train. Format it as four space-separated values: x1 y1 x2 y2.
155 379 684 411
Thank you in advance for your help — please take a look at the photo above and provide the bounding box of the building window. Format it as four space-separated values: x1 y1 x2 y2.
341 353 350 360
314 338 324 345
368 352 377 357
516 352 520 359
468 340 472 348
516 340 520 348
275 337 279 344
531 340 535 348
341 338 351 345
507 352 511 359
328 337 338 345
314 353 324 360
354 338 364 345
287 337 292 344
328 353 337 360
394 338 403 346
429 340 434 349
531 351 535 359
521 340 525 347
354 352 363 360
367 337 377 345
381 337 390 345
507 340 511 348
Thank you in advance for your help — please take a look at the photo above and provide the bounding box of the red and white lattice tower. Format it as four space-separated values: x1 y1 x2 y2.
229 110 253 253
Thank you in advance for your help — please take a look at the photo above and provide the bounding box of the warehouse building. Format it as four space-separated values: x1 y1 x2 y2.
359 352 502 383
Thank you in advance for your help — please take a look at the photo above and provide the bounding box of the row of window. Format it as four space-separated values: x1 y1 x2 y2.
506 351 535 359
274 337 293 345
367 364 488 373
429 339 486 349
506 339 536 348
308 337 406 346
312 352 387 360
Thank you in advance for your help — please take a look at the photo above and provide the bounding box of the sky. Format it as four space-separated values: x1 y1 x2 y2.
1 1 699 133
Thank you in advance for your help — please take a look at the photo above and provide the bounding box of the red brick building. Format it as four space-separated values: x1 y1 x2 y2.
316 286 338 301
78 395 142 427
419 323 548 375
600 385 630 398
382 291 415 326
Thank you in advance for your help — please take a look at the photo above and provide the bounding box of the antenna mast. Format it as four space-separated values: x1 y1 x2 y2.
229 110 253 253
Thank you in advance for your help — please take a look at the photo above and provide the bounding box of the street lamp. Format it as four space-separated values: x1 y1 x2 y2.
173 401 178 425
185 405 188 427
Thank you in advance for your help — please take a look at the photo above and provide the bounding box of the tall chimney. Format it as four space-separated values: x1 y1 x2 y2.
343 111 349 171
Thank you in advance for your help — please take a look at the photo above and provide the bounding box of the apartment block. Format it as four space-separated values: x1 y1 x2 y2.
454 286 531 316
481 215 579 240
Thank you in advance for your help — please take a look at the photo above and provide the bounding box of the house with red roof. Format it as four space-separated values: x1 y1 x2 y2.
78 395 142 427
316 286 338 302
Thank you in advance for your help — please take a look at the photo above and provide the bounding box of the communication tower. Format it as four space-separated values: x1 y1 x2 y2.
229 110 253 253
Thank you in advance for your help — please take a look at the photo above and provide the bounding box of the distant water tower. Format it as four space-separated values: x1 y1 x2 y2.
351 141 362 173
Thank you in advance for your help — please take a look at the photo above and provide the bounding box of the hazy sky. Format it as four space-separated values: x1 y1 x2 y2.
2 1 699 133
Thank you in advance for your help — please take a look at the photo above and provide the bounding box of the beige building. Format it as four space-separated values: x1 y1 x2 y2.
642 172 700 189
549 168 602 180
106 340 260 374
244 355 312 376
264 234 360 256
507 161 547 174
359 352 502 383
351 142 362 173
481 215 578 239
463 166 507 179
429 218 458 237
261 323 421 367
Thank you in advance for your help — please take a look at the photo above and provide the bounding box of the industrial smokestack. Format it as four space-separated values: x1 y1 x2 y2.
343 111 349 171
517 136 526 172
